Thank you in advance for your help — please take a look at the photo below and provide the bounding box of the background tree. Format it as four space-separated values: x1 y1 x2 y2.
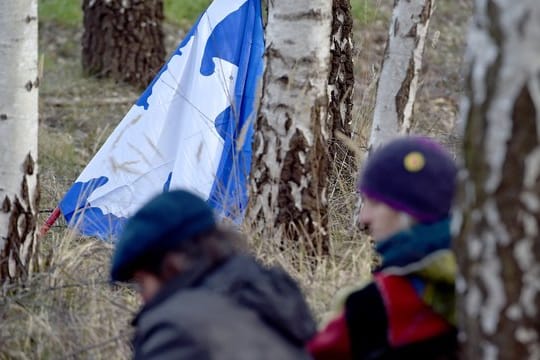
329 0 355 165
455 0 540 358
367 0 433 150
249 0 353 253
0 0 39 282
354 0 433 226
82 0 165 88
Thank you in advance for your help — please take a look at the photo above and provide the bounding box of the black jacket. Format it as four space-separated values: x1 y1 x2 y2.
132 255 316 359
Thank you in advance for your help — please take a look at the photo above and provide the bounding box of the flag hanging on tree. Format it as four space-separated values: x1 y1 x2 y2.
59 0 265 240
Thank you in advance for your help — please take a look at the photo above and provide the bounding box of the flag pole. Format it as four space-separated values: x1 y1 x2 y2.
39 207 61 237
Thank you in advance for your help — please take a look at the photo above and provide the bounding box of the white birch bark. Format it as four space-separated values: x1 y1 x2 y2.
248 1 333 251
0 0 39 282
354 0 433 228
367 0 433 151
455 0 540 358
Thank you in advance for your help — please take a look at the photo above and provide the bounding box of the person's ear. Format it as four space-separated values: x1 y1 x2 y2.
160 252 191 281
133 270 162 303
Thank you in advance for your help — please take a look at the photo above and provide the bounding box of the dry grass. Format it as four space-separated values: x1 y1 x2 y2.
0 232 136 359
1 1 471 358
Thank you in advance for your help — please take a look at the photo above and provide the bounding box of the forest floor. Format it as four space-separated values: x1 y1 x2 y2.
1 0 472 358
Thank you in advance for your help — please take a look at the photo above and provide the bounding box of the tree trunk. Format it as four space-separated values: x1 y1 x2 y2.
248 1 333 253
367 0 433 151
454 1 540 358
0 0 39 282
328 0 354 165
354 0 433 229
82 0 165 89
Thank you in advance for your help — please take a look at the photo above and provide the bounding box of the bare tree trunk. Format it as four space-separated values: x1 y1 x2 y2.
82 0 165 89
328 0 354 165
0 0 39 282
354 0 433 229
248 1 333 253
454 1 540 358
367 0 433 150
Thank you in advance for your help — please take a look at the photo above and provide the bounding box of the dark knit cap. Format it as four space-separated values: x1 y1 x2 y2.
111 190 216 282
359 137 457 223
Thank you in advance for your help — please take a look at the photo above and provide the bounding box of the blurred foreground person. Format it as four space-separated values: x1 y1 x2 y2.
309 137 458 359
111 190 316 360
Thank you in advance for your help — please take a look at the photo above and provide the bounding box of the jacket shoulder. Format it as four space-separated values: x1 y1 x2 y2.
136 288 311 360
134 308 211 360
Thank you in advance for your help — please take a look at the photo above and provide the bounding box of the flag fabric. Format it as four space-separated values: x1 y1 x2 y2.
59 0 265 240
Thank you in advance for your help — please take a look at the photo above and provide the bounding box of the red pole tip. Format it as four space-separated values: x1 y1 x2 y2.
39 207 61 238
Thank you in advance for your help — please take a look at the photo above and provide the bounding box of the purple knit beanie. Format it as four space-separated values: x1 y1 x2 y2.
358 137 457 223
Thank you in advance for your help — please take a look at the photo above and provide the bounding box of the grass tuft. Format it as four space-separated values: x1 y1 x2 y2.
39 0 83 27
164 0 212 27
351 0 383 26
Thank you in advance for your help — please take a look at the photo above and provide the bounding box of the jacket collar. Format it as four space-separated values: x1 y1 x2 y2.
132 256 229 326
375 218 451 271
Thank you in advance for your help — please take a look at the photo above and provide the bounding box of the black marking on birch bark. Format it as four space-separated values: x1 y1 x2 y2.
0 114 7 120
1 155 39 281
406 23 417 38
249 113 272 194
23 153 35 176
284 114 292 131
277 75 289 86
328 0 354 166
275 97 329 254
487 1 504 45
25 15 37 23
462 2 503 178
33 175 41 222
2 197 11 213
331 0 353 41
275 9 326 22
493 85 539 359
252 118 264 156
1 196 26 280
25 81 33 92
419 1 432 23
395 56 415 127
517 11 530 38
20 177 29 206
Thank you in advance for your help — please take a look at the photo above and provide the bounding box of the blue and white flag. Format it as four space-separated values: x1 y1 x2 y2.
59 0 265 240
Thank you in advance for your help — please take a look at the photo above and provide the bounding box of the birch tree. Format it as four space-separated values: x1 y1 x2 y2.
329 0 354 164
82 0 165 88
249 1 342 252
454 0 540 358
0 0 39 282
367 0 433 150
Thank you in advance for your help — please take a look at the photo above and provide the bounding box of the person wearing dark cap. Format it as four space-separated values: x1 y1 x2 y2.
308 136 458 360
111 190 316 360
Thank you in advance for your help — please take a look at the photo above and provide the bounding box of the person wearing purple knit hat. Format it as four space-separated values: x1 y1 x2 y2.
309 136 459 360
